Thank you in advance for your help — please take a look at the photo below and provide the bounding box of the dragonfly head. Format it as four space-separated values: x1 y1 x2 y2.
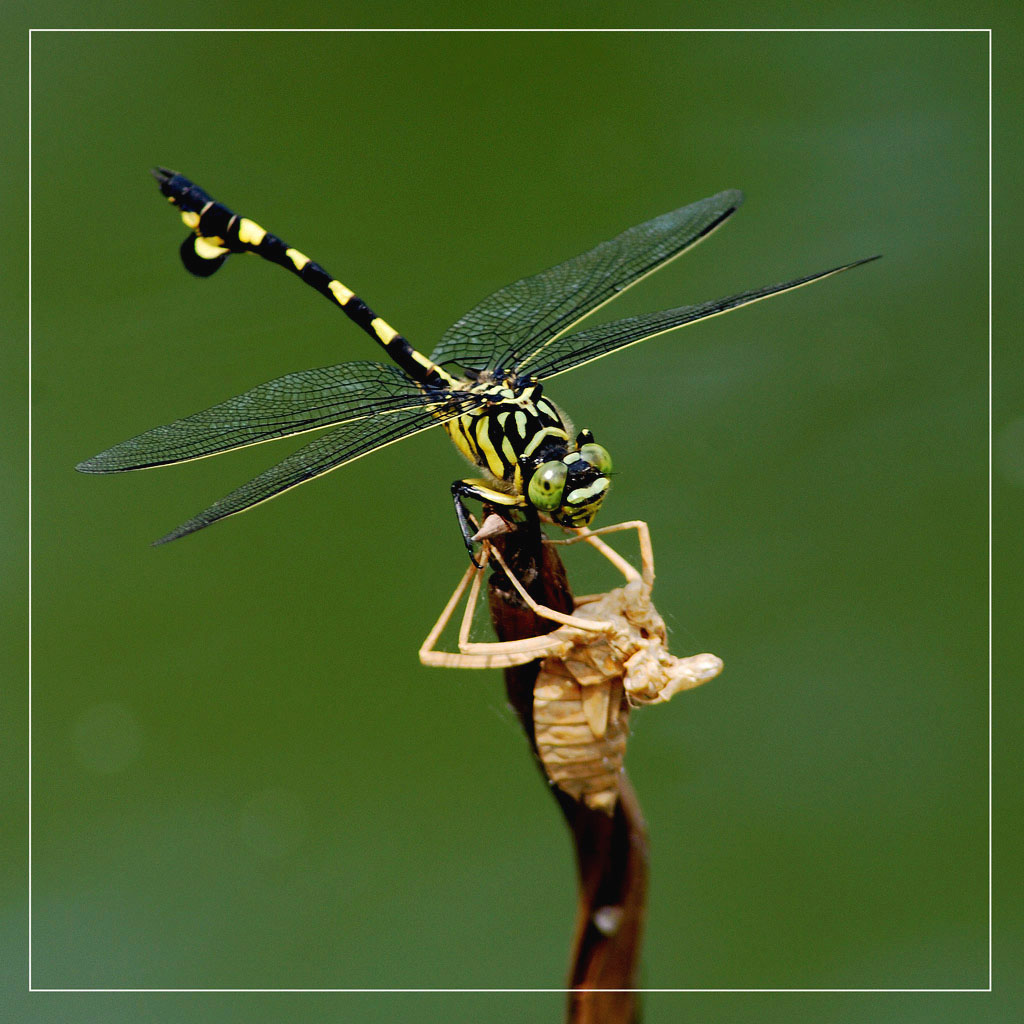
526 429 612 528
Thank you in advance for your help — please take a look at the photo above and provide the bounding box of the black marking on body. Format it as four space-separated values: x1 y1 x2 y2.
443 377 571 485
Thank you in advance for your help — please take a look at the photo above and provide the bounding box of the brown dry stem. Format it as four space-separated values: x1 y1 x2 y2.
487 516 646 1024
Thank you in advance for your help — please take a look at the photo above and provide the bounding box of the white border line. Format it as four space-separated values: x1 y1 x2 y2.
986 24 993 994
28 27 991 32
27 23 33 997
29 987 994 994
28 24 995 995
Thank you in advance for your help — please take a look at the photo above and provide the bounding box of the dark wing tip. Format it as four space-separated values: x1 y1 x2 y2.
150 166 175 184
696 189 745 237
819 254 883 277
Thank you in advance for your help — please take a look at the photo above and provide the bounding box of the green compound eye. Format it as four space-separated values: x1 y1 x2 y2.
528 461 568 511
579 443 612 475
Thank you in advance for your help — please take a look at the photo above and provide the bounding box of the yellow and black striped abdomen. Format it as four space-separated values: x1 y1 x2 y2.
153 168 450 390
443 381 570 489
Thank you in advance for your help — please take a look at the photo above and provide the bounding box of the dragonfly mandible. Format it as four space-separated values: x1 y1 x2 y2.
77 170 878 558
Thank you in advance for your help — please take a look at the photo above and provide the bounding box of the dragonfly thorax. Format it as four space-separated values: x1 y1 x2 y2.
442 376 611 527
444 376 568 485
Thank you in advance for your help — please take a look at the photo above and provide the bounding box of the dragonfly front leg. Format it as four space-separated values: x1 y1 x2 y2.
451 479 528 565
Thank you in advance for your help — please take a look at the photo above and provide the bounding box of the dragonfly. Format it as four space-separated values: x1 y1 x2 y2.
77 169 878 558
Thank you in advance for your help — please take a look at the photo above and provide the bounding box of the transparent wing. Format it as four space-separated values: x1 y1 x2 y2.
525 257 881 381
429 190 743 373
152 399 473 545
76 362 441 472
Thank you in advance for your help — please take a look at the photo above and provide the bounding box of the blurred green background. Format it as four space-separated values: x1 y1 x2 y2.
19 23 997 1022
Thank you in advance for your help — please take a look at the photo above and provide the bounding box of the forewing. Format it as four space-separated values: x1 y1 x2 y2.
526 257 881 381
76 362 434 472
152 398 472 544
429 190 743 373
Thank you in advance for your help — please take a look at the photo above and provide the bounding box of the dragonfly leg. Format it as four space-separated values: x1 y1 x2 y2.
451 479 527 565
545 520 655 588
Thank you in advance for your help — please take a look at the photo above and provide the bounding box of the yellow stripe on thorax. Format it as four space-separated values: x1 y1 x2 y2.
474 416 505 477
523 425 569 458
443 414 478 464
